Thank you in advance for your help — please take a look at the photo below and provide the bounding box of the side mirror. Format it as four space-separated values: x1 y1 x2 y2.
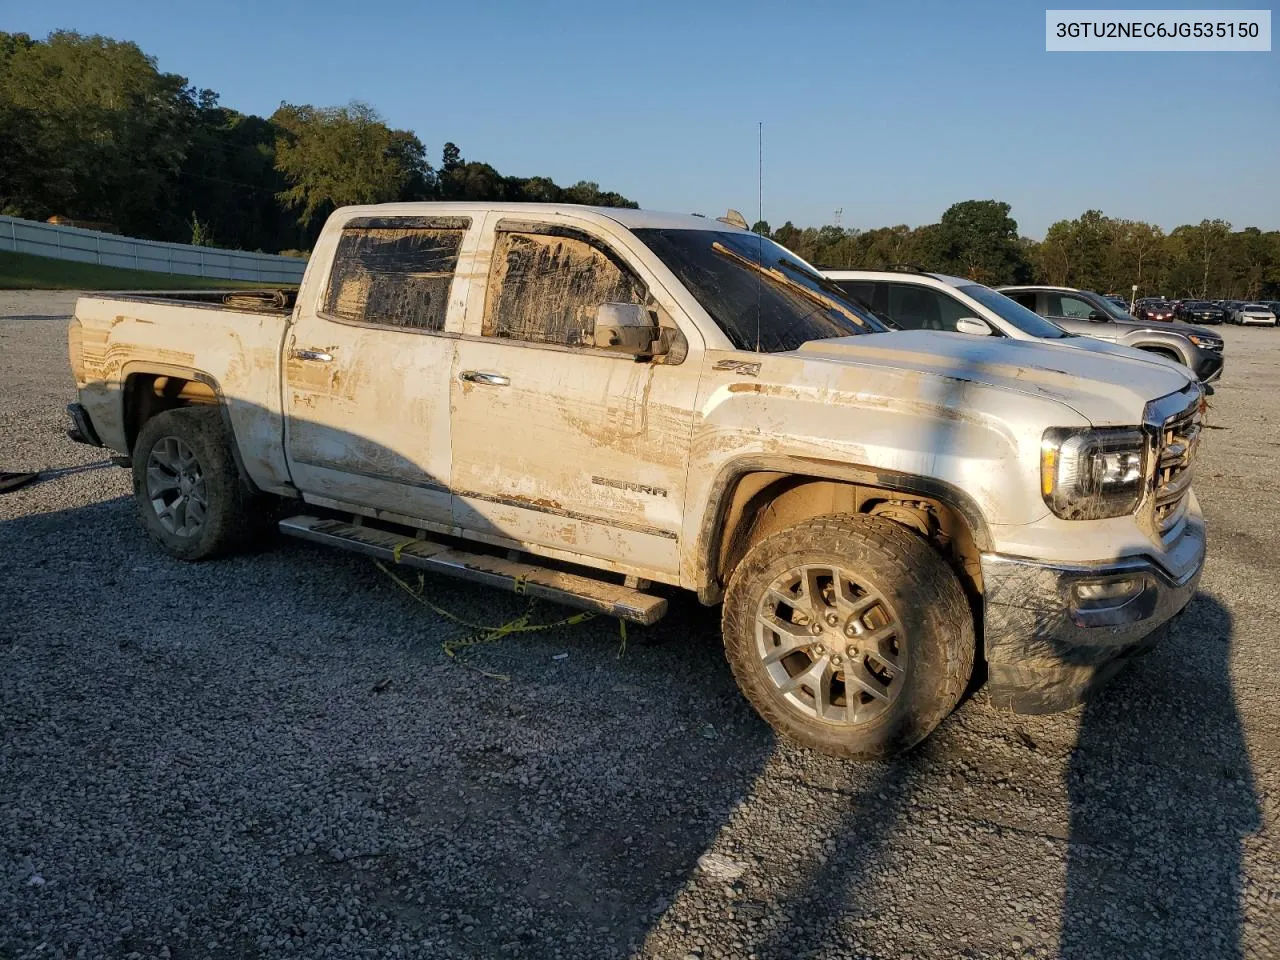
1087 310 1109 322
955 317 993 337
592 302 665 356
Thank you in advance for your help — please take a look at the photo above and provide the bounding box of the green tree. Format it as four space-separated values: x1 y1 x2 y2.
0 30 194 236
272 101 430 230
936 200 1029 284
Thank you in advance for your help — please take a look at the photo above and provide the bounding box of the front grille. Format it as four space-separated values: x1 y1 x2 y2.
1151 394 1201 537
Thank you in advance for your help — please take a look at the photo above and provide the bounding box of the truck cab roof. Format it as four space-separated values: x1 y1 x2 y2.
329 201 751 234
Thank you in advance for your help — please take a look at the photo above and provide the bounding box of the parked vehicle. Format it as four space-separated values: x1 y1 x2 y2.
1231 303 1278 326
1178 300 1227 325
1134 299 1176 322
67 203 1206 759
976 284 1224 382
822 271 1218 382
1104 294 1130 312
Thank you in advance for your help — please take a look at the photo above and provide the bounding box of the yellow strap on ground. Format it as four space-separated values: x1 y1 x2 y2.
373 559 601 682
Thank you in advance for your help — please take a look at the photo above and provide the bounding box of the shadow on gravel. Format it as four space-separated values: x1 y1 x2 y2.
1062 593 1259 959
0 500 780 960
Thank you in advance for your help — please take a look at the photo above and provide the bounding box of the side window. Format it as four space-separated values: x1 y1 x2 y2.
834 280 876 308
323 220 468 331
1007 291 1040 313
1048 294 1096 318
883 283 972 332
482 230 646 346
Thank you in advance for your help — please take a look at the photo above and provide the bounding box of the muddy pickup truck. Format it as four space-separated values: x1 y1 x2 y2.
67 203 1206 758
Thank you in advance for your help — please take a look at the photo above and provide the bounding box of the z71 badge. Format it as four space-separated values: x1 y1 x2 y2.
712 359 762 377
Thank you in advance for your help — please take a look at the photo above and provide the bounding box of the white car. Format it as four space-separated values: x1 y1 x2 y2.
1231 303 1277 326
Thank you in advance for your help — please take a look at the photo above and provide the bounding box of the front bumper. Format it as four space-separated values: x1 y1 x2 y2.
1193 349 1224 383
981 512 1205 713
66 402 103 447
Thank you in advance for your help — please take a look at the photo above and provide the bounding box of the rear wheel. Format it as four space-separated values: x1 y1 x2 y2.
132 407 254 560
722 514 974 759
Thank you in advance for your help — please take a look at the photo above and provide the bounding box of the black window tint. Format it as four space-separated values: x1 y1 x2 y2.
883 283 971 332
834 280 876 307
1008 291 1039 312
483 231 646 346
633 229 885 352
324 225 467 331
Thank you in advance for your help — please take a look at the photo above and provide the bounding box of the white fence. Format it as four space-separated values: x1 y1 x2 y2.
0 214 307 285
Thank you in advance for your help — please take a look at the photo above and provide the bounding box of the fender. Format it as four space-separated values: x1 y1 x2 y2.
120 362 272 496
1122 333 1193 365
694 454 995 603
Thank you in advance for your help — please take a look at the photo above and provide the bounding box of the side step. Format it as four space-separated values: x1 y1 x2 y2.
278 515 668 625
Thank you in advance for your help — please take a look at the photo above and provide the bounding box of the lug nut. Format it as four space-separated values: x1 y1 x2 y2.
846 645 858 657
832 655 843 665
825 612 839 627
810 622 823 635
813 644 825 655
844 622 858 637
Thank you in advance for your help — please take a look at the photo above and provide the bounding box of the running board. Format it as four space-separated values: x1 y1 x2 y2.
278 515 667 625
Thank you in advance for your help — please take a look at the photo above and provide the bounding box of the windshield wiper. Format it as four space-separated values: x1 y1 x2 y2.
711 241 867 328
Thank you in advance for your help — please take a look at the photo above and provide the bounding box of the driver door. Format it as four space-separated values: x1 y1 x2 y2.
447 216 702 580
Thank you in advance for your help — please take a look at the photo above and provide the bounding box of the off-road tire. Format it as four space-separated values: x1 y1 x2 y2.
132 407 254 561
722 513 974 759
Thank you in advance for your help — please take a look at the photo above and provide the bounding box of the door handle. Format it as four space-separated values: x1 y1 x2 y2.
459 370 510 386
292 348 334 363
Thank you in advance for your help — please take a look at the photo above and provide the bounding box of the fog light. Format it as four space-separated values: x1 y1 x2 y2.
1073 578 1142 604
1068 575 1157 628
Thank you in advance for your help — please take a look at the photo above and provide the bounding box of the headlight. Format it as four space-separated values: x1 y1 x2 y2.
1041 427 1146 519
1187 335 1222 350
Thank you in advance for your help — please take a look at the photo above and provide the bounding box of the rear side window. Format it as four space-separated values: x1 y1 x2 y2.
1006 291 1039 312
323 219 469 331
834 280 877 307
482 230 646 346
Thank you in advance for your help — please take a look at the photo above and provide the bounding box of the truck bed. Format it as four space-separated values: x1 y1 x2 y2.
93 287 298 315
70 292 296 496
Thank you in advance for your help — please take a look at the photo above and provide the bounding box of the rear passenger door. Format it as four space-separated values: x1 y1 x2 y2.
284 214 476 523
447 217 702 580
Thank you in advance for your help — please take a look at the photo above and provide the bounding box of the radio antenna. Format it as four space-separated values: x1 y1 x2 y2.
755 120 763 353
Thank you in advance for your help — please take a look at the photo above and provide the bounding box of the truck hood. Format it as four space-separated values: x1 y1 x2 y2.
1049 332 1194 376
794 331 1194 426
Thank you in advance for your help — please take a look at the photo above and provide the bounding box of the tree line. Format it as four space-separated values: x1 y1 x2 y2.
758 203 1280 301
0 31 637 256
2 30 1276 299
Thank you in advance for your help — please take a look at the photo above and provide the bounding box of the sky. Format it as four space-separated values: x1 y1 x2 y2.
4 0 1278 237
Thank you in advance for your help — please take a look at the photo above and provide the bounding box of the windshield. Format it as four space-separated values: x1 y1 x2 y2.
632 228 888 352
957 285 1072 339
1186 301 1212 309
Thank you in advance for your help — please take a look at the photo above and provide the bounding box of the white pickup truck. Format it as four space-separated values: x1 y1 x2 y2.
67 203 1206 758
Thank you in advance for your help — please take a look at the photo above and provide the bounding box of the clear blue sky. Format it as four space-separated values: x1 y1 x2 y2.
6 0 1278 236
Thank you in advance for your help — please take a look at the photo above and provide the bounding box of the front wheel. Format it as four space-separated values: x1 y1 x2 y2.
722 514 975 759
131 407 254 561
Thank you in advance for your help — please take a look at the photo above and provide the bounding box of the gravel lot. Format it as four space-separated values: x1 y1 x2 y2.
1 289 1276 960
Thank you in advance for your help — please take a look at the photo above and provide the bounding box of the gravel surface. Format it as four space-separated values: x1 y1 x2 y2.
1 290 1276 960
